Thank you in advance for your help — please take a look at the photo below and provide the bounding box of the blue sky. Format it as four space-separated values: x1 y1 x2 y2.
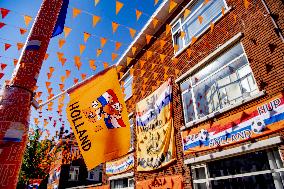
0 0 162 139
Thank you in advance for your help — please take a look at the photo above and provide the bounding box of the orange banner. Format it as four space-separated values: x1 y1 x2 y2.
136 175 183 189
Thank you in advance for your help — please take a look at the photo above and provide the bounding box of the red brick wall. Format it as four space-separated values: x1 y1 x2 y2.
103 0 284 188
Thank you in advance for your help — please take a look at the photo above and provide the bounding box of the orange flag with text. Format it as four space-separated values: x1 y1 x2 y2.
66 67 131 170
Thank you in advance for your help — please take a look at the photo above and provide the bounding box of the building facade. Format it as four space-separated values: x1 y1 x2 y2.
95 0 284 189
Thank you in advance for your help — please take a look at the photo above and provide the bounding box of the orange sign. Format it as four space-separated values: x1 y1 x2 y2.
136 175 183 189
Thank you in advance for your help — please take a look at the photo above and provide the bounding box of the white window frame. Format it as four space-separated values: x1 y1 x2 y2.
170 0 229 56
191 149 284 189
110 177 134 189
180 42 260 128
121 70 133 101
69 166 79 181
128 113 134 152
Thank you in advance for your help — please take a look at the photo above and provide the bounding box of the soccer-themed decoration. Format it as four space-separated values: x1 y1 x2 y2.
66 67 131 170
182 93 284 154
106 153 134 175
136 79 176 171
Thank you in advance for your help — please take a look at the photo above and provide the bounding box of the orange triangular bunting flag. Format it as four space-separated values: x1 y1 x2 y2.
72 8 81 18
116 1 124 15
115 41 122 51
47 73 52 80
60 76 66 83
13 59 18 66
244 0 250 9
112 22 119 33
129 28 136 38
160 39 166 49
59 84 64 91
97 49 103 57
74 78 79 84
1 63 7 70
184 9 191 19
74 56 82 70
127 57 133 65
57 52 64 61
64 26 72 38
4 43 11 51
145 34 152 44
100 37 107 48
198 15 203 24
111 53 118 61
89 59 96 70
58 39 66 49
19 28 27 35
60 58 67 66
210 22 214 32
152 18 159 28
49 67 55 74
24 15 32 26
166 24 171 35
140 60 146 68
154 0 159 5
160 54 166 62
65 70 71 78
146 50 153 60
93 15 101 27
45 82 51 88
81 73 87 80
131 46 137 55
79 44 86 55
169 0 177 13
135 9 142 21
103 62 109 69
17 43 24 50
83 32 91 43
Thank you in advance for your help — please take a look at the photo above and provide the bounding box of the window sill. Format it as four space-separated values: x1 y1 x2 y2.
173 7 233 58
181 90 266 131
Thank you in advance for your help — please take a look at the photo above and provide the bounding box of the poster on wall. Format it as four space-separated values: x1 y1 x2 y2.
136 79 176 171
106 153 134 175
182 93 284 154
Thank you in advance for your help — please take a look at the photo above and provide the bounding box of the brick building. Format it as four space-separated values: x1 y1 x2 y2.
97 0 284 189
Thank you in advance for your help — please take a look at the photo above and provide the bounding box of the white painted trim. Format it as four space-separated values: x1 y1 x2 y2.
108 172 134 181
175 32 244 84
181 90 266 130
184 136 283 165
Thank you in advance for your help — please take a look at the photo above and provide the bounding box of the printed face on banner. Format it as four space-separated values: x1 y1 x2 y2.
83 89 126 129
182 93 284 154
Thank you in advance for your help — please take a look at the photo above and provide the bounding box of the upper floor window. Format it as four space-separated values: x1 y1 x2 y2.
122 72 133 101
180 43 258 125
87 165 102 181
171 0 228 54
69 166 79 181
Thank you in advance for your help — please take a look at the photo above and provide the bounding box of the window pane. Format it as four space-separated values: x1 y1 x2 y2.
194 183 207 189
173 31 183 51
183 0 225 45
124 75 133 100
208 150 271 177
192 167 207 179
182 90 195 123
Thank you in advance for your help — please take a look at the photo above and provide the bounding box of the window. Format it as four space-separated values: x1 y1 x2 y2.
122 73 133 101
191 149 284 189
69 166 79 181
171 0 228 54
110 177 134 189
180 43 258 125
87 164 102 181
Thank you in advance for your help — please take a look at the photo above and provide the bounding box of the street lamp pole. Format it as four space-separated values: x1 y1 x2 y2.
0 0 64 188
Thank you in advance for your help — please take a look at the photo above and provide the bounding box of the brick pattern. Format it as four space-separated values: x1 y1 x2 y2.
0 0 64 188
101 0 284 188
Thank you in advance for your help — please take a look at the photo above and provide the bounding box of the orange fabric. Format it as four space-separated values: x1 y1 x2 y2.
136 175 183 189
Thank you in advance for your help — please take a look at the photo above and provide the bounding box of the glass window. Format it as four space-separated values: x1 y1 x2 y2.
123 73 133 101
191 149 282 189
181 43 258 125
110 177 134 189
69 166 79 181
87 165 102 181
171 0 227 54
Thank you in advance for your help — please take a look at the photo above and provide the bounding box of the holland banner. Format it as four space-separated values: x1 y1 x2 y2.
66 67 131 170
